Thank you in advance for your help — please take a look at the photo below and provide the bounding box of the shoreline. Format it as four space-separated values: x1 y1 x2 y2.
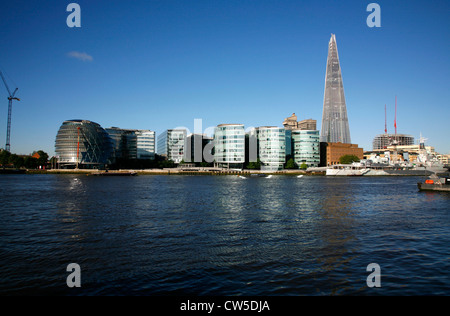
21 168 316 176
2 168 441 177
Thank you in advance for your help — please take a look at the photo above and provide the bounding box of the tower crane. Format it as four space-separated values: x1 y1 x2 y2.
0 71 20 152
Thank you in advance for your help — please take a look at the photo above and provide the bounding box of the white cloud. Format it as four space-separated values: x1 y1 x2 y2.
67 51 93 62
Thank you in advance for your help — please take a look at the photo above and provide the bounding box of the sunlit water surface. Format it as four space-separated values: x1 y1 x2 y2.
0 174 448 295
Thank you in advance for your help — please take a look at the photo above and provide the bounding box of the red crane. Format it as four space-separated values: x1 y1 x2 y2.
384 104 387 134
394 96 397 136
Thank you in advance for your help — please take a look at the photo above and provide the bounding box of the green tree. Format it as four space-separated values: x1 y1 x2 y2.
246 159 261 170
339 154 360 164
0 150 11 166
9 154 25 168
158 159 175 168
34 150 49 167
300 162 308 170
285 158 298 169
24 156 38 169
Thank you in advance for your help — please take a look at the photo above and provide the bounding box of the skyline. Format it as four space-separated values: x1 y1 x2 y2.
0 0 449 156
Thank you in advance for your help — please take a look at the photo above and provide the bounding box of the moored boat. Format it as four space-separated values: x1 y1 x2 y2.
90 170 137 176
326 163 370 176
417 175 450 192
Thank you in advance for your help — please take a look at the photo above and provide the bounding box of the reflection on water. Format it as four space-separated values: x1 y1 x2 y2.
0 174 449 295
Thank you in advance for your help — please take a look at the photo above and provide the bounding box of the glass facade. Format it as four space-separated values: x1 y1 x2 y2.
292 130 320 167
320 34 351 144
105 128 155 160
214 124 245 167
136 130 156 160
55 120 113 168
257 127 286 171
105 127 125 160
157 129 187 163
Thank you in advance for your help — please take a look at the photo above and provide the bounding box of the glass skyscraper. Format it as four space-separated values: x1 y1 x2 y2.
214 124 245 168
105 127 156 161
256 126 286 171
292 130 320 167
320 34 351 144
136 130 156 160
157 129 187 164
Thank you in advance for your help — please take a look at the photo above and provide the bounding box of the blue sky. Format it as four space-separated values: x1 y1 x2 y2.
0 0 449 156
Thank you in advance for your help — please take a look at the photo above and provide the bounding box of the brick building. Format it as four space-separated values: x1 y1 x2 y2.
320 142 364 166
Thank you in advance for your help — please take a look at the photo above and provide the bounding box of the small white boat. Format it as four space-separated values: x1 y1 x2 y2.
326 163 370 176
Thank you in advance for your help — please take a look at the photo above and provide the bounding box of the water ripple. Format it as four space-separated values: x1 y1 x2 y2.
0 174 449 295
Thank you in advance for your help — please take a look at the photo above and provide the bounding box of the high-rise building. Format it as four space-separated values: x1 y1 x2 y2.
184 133 213 164
292 130 320 167
106 127 156 160
214 124 245 168
136 130 156 160
106 127 126 159
320 34 351 144
256 126 286 171
157 129 187 164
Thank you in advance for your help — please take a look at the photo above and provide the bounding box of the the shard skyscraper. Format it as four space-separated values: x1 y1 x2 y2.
320 34 351 143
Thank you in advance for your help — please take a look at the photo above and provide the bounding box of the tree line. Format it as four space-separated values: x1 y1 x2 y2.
0 150 49 169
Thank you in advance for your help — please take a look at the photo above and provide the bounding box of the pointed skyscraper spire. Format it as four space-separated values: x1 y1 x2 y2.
320 34 351 143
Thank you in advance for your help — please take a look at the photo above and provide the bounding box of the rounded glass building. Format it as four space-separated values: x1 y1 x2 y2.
55 120 113 168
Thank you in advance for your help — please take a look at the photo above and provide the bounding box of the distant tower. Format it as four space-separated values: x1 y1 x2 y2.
320 34 351 143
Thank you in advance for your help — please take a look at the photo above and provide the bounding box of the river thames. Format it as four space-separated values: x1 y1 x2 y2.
0 174 448 295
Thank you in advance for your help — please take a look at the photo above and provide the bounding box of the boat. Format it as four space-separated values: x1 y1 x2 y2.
418 174 450 192
90 170 137 176
326 163 371 176
250 173 270 178
238 174 272 178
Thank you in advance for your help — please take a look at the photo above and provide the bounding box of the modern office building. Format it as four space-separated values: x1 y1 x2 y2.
285 129 292 158
106 127 156 160
136 130 156 160
106 127 126 159
184 134 213 164
256 126 286 171
320 34 351 144
55 119 113 168
214 124 245 168
292 130 320 167
157 129 187 163
372 133 414 150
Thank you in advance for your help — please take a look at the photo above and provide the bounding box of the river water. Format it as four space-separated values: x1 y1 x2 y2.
0 174 448 295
